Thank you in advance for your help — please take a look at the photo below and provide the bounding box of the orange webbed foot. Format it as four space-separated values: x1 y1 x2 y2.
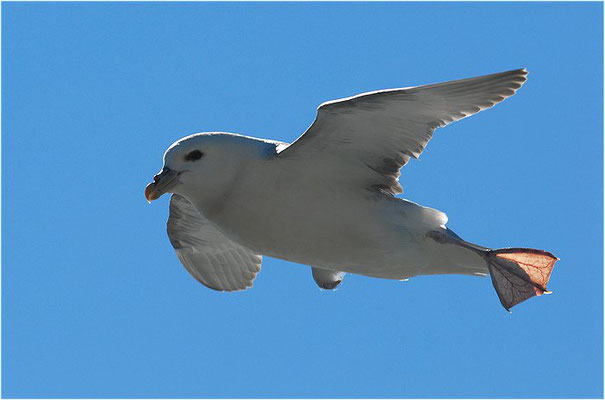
487 248 558 311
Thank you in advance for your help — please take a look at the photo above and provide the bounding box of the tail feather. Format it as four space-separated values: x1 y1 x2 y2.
487 248 559 311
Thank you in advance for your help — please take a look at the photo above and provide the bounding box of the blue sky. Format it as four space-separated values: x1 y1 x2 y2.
2 2 602 398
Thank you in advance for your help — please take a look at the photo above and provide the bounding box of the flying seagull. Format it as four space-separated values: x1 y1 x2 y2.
145 69 558 311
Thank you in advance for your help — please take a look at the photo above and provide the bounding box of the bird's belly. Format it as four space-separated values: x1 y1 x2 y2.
205 193 437 278
222 206 388 265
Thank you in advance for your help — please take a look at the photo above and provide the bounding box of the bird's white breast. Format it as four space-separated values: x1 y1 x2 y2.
191 155 435 275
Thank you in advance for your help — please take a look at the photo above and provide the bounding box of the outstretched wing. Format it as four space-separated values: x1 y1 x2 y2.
167 194 262 291
278 69 528 195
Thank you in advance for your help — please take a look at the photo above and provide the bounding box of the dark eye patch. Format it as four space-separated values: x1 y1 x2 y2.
185 150 203 161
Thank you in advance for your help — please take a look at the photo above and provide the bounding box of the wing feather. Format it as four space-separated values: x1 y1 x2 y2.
167 194 262 292
278 69 528 195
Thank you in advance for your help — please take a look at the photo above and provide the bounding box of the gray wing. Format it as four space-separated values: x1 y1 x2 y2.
278 69 528 195
167 194 262 291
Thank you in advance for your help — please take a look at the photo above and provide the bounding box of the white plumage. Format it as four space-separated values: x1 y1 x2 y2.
145 69 558 311
167 193 261 291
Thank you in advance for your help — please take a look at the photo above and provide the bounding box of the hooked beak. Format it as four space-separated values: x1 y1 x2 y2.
144 167 180 203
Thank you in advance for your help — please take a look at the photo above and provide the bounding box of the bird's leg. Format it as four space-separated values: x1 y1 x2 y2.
427 229 558 311
486 248 558 311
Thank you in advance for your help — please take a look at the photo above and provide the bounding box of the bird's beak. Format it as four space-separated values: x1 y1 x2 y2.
145 167 180 203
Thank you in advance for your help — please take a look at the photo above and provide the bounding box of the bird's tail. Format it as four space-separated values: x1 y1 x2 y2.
486 248 559 312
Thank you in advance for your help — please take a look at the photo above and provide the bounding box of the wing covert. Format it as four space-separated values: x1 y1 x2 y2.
166 194 262 291
278 69 528 195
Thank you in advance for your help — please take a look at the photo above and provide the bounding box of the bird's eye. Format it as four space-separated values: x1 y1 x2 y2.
185 150 203 162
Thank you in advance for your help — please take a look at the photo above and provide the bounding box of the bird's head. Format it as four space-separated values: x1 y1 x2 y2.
145 133 257 206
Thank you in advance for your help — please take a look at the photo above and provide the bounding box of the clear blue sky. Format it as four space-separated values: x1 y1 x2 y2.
2 2 602 398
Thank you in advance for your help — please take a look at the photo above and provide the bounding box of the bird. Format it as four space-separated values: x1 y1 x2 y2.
145 68 558 311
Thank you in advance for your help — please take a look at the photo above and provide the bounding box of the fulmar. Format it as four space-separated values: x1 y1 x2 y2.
145 69 558 311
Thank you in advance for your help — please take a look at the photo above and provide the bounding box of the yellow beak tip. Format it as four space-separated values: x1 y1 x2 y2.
144 182 160 203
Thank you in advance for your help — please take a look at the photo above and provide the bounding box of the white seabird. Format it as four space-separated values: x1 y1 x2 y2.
145 69 558 311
